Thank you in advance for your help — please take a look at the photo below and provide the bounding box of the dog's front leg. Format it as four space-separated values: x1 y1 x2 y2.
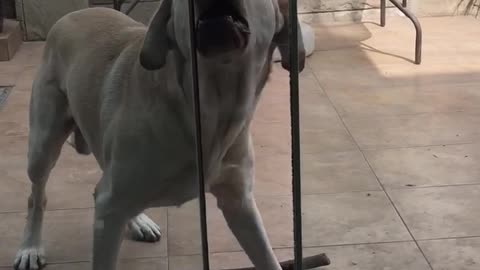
211 134 282 270
212 179 281 270
92 180 130 270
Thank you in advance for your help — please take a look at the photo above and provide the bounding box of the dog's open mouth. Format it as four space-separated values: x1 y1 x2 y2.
196 2 250 57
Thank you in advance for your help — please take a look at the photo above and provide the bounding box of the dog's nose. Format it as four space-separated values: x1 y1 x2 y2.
196 3 250 57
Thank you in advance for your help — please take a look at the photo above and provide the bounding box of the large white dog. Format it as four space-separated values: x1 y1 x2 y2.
14 0 305 269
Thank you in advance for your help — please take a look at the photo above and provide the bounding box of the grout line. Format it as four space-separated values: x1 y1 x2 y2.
339 110 480 120
166 207 170 270
168 236 479 257
384 182 480 191
415 235 480 242
164 240 413 257
0 206 94 215
0 255 171 268
359 141 477 151
309 71 436 269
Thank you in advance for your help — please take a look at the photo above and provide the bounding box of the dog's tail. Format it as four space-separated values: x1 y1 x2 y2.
66 126 91 155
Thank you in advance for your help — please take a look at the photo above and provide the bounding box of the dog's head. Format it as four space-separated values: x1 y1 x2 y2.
139 0 305 71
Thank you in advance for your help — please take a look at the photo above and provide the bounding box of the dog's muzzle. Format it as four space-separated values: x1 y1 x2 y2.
196 3 250 57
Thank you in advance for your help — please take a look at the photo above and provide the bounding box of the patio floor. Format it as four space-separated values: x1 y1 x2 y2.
1 15 480 270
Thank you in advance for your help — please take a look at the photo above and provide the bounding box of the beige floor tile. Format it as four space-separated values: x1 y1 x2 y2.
343 112 480 149
309 63 393 90
12 66 38 92
309 46 480 92
170 242 431 270
166 199 205 256
252 105 357 155
300 128 359 154
418 237 480 270
4 258 169 270
0 208 167 266
255 149 382 197
167 196 293 255
389 186 480 240
169 249 294 270
168 255 203 270
302 192 411 247
251 121 291 154
304 242 431 270
6 42 45 68
253 152 292 196
255 69 330 125
0 43 44 87
302 150 381 194
326 82 480 117
0 88 30 116
313 22 372 51
365 144 480 189
0 64 24 86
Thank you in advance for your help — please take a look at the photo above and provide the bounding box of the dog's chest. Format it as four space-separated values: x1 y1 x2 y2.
198 73 255 178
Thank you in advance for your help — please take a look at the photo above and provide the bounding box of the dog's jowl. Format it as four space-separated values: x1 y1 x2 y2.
14 0 305 269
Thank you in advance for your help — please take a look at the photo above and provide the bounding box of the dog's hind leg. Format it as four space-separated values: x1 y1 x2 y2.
14 76 74 270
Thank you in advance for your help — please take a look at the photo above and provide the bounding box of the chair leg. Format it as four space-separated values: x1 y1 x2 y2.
389 0 422 64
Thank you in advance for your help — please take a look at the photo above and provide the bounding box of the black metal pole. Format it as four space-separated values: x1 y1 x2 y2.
0 0 4 33
113 0 122 11
287 0 303 269
186 0 211 269
380 0 386 26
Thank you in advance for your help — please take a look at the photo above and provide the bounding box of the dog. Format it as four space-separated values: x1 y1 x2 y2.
13 0 305 269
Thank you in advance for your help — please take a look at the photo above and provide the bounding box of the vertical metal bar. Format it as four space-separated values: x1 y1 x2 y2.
288 0 303 269
0 0 4 33
402 0 407 7
380 0 386 27
113 0 121 10
186 0 211 269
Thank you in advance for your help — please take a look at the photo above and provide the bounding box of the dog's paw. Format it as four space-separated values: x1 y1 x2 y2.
13 247 46 270
127 213 161 242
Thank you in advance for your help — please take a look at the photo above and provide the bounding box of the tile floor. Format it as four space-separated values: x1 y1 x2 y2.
1 16 480 270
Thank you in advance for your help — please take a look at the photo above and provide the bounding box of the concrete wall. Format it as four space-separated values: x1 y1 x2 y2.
15 0 480 40
90 0 158 25
298 0 479 24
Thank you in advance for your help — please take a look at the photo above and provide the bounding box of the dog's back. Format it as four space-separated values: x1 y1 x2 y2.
45 7 145 67
34 8 149 162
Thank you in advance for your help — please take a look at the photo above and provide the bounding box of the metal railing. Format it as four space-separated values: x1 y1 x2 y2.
381 0 422 64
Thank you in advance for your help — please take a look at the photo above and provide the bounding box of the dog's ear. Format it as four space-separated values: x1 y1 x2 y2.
140 0 173 70
272 0 306 72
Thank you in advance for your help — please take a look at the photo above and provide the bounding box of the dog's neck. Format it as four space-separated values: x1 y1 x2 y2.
182 56 259 173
